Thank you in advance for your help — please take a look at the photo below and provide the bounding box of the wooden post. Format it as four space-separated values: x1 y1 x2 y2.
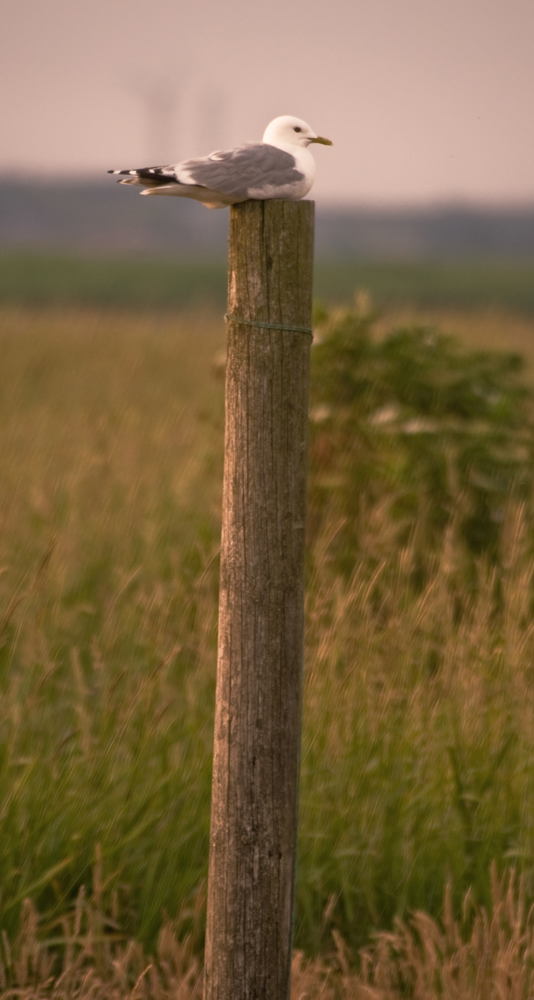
204 200 314 1000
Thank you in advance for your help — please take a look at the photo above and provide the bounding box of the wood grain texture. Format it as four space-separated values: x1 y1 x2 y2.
204 200 314 1000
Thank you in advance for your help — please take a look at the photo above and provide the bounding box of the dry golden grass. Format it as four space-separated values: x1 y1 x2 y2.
2 868 533 999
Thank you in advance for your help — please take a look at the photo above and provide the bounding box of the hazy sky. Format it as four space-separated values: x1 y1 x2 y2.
2 0 533 204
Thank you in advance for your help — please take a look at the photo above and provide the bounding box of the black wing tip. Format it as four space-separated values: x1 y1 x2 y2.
107 166 181 188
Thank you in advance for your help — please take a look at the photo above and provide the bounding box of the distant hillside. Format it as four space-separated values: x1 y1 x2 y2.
1 178 534 259
0 179 228 255
317 205 534 259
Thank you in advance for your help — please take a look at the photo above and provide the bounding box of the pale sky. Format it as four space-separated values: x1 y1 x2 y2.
2 0 533 204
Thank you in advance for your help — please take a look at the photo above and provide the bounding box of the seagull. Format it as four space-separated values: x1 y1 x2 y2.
108 116 332 209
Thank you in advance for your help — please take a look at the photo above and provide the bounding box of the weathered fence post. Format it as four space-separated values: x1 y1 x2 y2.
204 199 314 1000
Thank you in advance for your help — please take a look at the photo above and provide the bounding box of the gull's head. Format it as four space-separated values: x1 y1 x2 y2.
262 116 333 150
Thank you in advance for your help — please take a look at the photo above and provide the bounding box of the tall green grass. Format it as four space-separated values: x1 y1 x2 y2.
0 307 224 945
2 305 534 958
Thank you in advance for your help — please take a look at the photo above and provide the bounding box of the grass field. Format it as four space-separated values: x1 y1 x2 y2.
2 252 534 315
2 300 534 995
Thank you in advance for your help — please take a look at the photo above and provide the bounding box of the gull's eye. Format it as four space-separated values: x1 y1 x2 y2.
293 127 302 133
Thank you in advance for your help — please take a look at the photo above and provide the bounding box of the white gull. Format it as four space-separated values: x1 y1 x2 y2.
108 116 332 209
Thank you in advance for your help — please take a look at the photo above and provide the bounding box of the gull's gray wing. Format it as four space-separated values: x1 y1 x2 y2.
176 143 304 198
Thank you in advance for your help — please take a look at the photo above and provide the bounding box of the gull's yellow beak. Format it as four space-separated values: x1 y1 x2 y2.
309 136 333 146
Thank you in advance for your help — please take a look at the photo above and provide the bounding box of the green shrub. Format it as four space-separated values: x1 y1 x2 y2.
309 303 534 572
